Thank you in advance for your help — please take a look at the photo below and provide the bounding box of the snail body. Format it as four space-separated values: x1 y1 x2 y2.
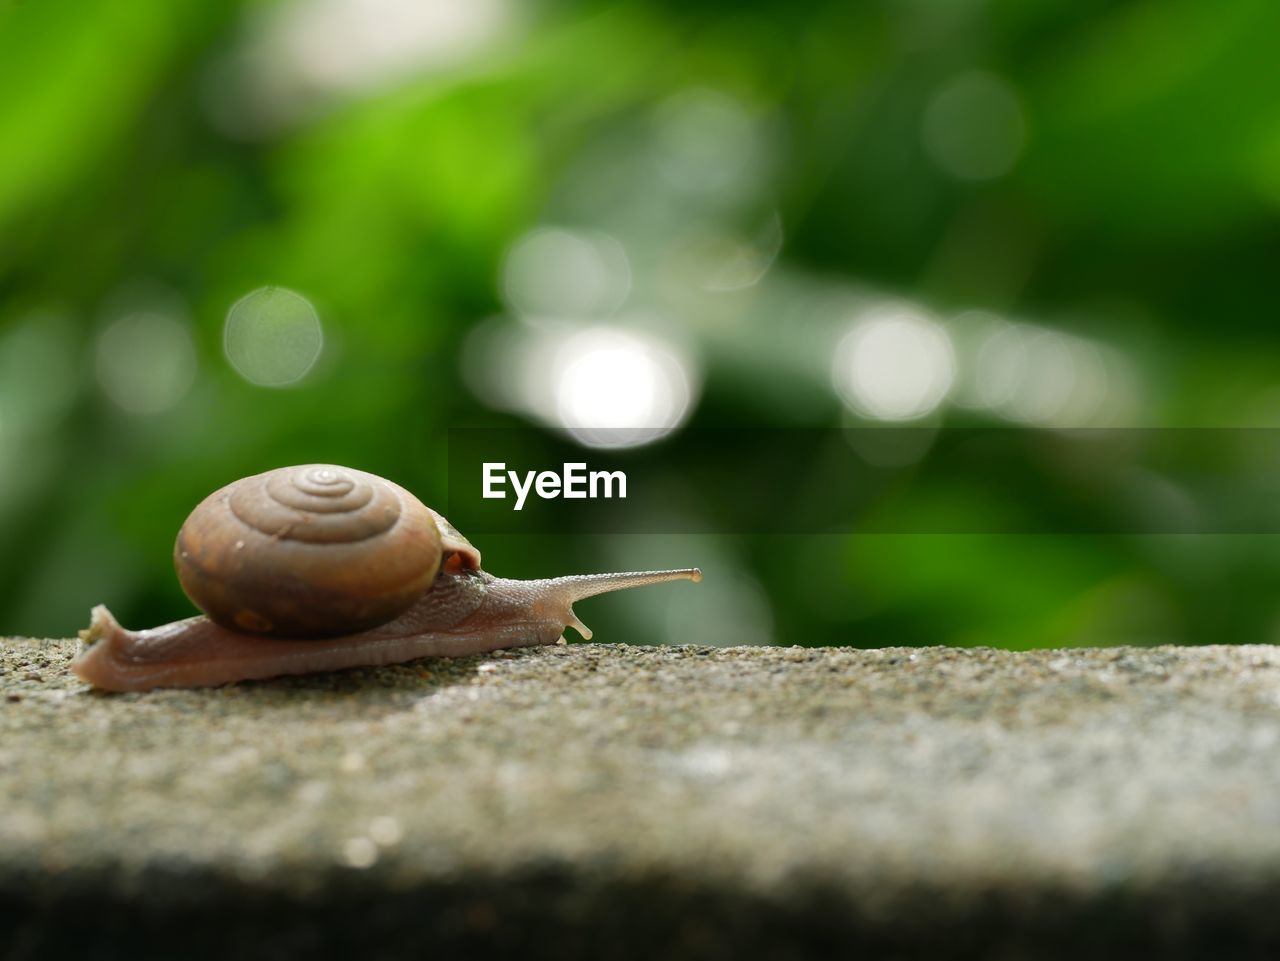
72 465 700 692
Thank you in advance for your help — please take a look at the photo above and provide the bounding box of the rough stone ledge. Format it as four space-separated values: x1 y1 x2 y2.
3 637 1280 960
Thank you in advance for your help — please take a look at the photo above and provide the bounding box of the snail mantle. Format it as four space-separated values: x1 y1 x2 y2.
71 464 699 692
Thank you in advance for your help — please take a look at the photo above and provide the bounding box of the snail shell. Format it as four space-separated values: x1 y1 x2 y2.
174 465 479 638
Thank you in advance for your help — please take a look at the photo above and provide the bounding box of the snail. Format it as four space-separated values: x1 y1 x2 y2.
71 465 701 692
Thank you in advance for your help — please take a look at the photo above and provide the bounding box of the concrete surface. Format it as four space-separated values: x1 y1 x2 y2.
3 636 1280 959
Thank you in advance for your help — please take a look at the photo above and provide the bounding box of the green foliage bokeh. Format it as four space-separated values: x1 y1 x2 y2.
2 0 1280 647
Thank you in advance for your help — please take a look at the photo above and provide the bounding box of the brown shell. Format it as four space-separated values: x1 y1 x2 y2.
174 465 474 638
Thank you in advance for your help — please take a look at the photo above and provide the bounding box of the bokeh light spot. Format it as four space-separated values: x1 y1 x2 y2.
652 88 762 197
95 312 197 415
552 326 696 448
831 305 956 421
0 313 79 432
278 0 507 94
961 318 1139 426
224 286 324 387
341 836 379 869
664 212 784 294
208 0 512 136
922 71 1026 181
1005 329 1080 424
502 227 630 321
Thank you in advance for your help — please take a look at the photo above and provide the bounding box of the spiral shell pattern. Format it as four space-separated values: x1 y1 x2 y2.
175 465 444 638
229 465 402 544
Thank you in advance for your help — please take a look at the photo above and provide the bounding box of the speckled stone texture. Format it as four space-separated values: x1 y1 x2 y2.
3 637 1280 960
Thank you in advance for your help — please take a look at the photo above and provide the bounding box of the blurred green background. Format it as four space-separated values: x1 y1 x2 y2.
2 0 1280 648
